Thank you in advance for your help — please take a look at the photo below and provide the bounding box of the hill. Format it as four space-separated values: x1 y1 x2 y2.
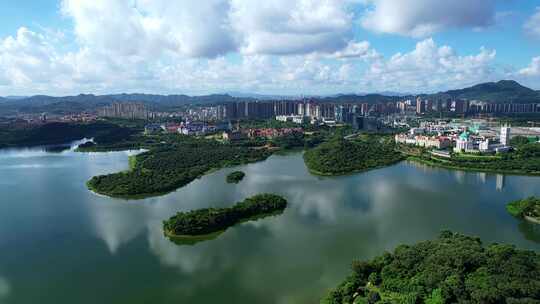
324 231 540 304
1 80 539 115
428 80 540 103
0 93 251 115
303 135 403 176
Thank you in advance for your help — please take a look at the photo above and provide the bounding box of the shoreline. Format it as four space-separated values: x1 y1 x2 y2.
407 156 540 177
164 228 226 240
305 161 404 177
85 150 274 200
524 215 540 225
86 181 174 200
163 206 286 244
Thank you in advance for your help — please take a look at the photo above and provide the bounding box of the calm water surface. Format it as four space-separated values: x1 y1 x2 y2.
0 144 539 304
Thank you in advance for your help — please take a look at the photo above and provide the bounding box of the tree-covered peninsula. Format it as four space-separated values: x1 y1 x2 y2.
303 134 404 176
507 197 540 224
163 194 287 237
323 231 540 304
226 171 245 183
0 121 137 149
87 138 272 198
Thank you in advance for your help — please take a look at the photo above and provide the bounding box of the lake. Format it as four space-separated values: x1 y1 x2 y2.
0 144 539 304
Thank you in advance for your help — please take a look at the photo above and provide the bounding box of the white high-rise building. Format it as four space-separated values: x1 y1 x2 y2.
298 103 305 116
479 138 490 152
501 125 511 146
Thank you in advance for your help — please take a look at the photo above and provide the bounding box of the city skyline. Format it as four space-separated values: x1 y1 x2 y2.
0 1 539 96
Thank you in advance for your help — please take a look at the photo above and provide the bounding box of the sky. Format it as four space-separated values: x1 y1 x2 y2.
0 0 539 96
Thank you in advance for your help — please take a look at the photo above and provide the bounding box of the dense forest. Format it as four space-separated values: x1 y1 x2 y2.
87 137 273 198
0 121 137 149
411 142 540 175
226 171 245 183
323 231 540 304
163 193 287 236
303 134 404 176
507 197 540 222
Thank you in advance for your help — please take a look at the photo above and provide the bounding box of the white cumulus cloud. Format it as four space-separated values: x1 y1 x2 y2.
362 38 498 92
0 1 525 95
524 7 540 39
519 56 540 77
328 40 381 60
61 0 237 58
0 27 74 89
60 0 356 58
230 0 354 55
360 0 496 37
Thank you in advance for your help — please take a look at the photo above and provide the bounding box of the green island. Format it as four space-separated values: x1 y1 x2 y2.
163 194 287 238
507 197 540 224
323 231 540 304
226 171 245 183
303 134 404 176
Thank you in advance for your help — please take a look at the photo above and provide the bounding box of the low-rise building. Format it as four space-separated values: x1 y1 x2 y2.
246 128 303 139
395 134 451 149
144 123 163 134
454 131 476 153
222 130 245 141
276 115 308 124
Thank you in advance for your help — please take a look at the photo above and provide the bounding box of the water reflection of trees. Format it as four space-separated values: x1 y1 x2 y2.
518 220 540 244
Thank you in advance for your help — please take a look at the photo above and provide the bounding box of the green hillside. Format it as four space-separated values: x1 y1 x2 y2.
430 80 540 103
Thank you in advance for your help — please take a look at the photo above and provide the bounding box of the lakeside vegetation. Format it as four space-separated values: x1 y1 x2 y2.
83 122 348 198
323 231 540 304
303 134 404 176
0 121 137 149
226 171 245 183
402 142 540 176
507 197 540 224
163 194 287 237
87 137 272 198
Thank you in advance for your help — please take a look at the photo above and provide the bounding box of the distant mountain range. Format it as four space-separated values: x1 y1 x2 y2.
0 93 250 115
425 80 540 104
1 80 539 115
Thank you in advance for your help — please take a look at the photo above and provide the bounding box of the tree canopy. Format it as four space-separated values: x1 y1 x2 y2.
163 193 287 236
226 171 245 183
323 231 540 304
507 197 540 221
87 138 272 198
303 134 404 176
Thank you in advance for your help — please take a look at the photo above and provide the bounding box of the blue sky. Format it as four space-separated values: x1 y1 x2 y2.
0 0 539 96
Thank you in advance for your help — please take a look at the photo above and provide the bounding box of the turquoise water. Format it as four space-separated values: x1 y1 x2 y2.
0 144 539 304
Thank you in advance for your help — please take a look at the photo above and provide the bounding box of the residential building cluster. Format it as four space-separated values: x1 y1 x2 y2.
395 123 515 154
223 100 398 123
1 112 98 128
94 98 540 126
222 127 303 141
244 127 303 139
99 102 151 119
144 121 231 136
